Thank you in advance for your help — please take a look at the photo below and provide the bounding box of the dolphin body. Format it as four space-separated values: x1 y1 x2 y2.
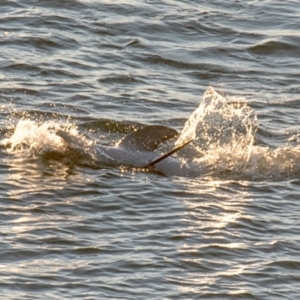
58 125 198 177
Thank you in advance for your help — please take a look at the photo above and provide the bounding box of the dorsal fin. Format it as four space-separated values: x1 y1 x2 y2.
116 125 179 152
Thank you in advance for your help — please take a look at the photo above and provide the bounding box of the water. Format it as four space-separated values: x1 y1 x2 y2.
1 0 300 299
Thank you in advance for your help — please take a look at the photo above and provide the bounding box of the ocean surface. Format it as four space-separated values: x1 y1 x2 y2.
1 1 300 299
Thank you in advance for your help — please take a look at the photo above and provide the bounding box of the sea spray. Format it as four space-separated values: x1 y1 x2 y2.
2 120 65 154
245 145 300 179
176 87 300 179
176 87 257 170
2 120 94 161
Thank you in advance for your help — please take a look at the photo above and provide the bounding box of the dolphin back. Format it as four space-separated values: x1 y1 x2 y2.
116 125 179 152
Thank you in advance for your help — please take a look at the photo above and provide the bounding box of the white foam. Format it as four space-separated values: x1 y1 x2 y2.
2 119 89 157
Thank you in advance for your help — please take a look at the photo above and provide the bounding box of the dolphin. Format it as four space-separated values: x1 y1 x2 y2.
57 125 198 177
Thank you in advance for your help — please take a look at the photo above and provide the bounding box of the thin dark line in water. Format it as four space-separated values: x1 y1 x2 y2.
143 139 193 168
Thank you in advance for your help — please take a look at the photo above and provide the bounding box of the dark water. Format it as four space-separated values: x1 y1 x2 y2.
1 1 300 299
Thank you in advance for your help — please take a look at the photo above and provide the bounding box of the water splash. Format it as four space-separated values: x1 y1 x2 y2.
2 87 300 179
176 86 257 167
177 87 300 179
2 120 64 154
245 145 300 179
177 87 257 149
2 119 93 161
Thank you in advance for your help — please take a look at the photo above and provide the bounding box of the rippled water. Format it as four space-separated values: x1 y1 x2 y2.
1 1 300 299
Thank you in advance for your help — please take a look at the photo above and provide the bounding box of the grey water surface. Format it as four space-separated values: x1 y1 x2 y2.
1 1 300 299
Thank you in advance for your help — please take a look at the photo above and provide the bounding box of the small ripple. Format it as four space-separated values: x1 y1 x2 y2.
1 62 41 73
248 39 300 58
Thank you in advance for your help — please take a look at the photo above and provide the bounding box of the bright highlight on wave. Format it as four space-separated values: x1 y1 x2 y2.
2 87 300 179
